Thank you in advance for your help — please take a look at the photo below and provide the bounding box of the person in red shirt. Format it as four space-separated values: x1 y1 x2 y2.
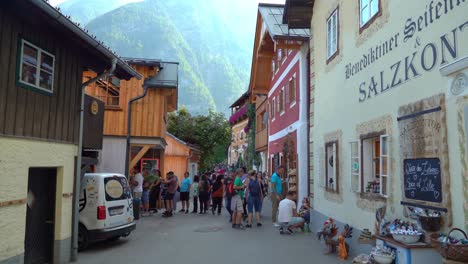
211 174 224 215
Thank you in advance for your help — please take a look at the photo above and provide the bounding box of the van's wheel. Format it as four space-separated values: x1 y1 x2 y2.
78 225 89 251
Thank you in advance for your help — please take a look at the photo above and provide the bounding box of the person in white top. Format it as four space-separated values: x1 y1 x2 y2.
132 168 144 199
277 191 304 234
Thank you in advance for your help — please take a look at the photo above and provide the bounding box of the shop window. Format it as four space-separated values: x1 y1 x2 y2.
326 8 339 61
360 0 380 28
18 39 55 94
279 88 285 114
289 76 296 106
350 134 390 197
325 141 338 192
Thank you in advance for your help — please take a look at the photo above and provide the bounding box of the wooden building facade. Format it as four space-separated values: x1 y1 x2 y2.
0 1 140 263
164 133 200 182
85 59 179 176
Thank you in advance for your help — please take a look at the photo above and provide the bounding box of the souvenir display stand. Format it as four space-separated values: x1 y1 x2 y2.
376 236 441 264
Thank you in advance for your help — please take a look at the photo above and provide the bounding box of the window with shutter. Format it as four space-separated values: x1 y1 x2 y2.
350 140 361 192
379 134 390 197
279 88 285 114
271 98 276 120
326 8 339 60
325 141 339 192
289 77 296 106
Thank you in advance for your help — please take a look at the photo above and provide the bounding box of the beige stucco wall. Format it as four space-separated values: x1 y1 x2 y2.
311 0 468 231
0 137 76 261
229 118 249 166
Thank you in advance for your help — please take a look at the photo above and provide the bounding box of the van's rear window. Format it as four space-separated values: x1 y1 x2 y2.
104 176 130 201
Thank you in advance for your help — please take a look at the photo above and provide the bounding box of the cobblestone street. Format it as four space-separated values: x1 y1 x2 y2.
78 201 351 264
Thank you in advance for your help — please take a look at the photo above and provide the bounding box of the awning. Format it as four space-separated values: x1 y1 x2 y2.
143 62 179 89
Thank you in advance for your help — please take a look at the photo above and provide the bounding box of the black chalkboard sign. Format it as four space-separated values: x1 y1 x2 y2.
404 158 442 203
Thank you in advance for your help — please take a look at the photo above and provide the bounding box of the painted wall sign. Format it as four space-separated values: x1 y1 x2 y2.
90 100 99 115
404 158 442 203
342 0 467 102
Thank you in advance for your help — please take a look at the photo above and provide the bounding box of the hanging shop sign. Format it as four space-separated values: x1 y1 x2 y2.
343 0 467 102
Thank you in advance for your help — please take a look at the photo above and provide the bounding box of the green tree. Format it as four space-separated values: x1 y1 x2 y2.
168 107 231 171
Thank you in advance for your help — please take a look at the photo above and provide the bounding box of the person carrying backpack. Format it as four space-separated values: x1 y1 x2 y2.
245 170 264 228
224 171 235 221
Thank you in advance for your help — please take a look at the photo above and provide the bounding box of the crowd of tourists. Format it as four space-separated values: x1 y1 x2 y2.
128 165 311 234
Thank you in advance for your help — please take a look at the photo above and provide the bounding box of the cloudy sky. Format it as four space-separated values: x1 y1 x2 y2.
49 0 285 7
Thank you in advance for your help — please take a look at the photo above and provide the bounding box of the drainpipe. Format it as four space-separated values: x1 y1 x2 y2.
71 58 117 262
124 86 149 177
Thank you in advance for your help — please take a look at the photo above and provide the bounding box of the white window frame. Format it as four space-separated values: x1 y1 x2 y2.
289 75 297 108
379 134 390 197
280 87 285 116
350 140 361 193
360 0 379 27
325 142 338 192
18 39 55 94
326 9 338 60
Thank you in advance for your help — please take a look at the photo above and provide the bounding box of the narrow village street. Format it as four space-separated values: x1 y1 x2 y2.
78 201 350 264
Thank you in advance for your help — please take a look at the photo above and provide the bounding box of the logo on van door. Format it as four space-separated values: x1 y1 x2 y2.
105 179 124 199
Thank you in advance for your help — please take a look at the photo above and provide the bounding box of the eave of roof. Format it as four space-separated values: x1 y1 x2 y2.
166 132 200 152
258 3 310 40
283 0 314 29
123 57 162 67
29 0 142 80
229 91 250 108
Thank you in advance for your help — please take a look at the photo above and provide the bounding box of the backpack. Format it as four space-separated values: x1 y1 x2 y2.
249 179 261 196
227 180 235 196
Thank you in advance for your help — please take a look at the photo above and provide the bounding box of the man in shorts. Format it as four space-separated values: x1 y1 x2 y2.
179 172 192 214
163 171 177 217
231 168 245 229
278 191 305 234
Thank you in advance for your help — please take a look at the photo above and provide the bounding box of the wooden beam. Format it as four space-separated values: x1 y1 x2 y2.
129 145 151 172
275 42 302 50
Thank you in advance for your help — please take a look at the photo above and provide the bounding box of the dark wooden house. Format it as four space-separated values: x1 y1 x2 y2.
0 1 140 263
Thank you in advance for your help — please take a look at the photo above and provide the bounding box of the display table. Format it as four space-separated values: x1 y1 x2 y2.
376 236 442 264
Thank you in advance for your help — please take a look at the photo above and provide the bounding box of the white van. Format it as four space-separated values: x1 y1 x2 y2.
78 173 136 250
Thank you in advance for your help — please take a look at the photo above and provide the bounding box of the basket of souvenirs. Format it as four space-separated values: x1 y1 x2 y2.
431 228 468 262
389 219 423 244
370 246 395 264
412 208 442 232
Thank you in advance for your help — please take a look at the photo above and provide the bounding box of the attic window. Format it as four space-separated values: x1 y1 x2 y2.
18 39 55 94
92 77 121 108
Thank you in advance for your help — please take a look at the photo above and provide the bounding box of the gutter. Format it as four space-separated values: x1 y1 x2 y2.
71 59 117 262
29 0 142 80
124 86 150 176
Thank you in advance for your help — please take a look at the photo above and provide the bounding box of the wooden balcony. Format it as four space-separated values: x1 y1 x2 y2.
255 128 268 151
